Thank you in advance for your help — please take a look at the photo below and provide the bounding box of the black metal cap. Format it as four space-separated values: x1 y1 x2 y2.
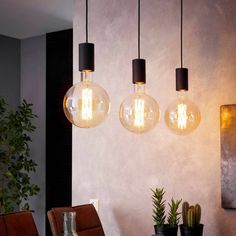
176 68 188 91
79 43 94 71
132 59 146 84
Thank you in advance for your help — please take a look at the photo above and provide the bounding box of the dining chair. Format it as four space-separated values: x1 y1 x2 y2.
47 204 105 236
0 210 39 236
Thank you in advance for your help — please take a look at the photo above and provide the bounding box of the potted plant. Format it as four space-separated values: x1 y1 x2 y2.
151 187 166 235
180 201 204 236
165 198 182 236
151 188 181 236
0 97 40 213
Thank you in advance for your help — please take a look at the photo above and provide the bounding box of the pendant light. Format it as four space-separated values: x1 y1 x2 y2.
63 0 110 128
119 0 160 134
165 0 200 135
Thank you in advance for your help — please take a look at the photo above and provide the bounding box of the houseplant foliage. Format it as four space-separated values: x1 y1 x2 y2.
152 187 166 234
0 97 40 213
165 198 182 236
151 187 182 236
180 201 204 236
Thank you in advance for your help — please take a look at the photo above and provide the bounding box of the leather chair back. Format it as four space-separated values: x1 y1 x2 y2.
0 211 38 236
47 204 105 236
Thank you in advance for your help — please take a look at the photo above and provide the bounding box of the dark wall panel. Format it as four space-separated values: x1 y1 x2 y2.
0 35 20 110
46 29 73 235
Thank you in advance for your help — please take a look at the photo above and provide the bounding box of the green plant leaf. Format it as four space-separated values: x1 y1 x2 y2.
167 198 182 226
151 187 166 226
0 96 40 213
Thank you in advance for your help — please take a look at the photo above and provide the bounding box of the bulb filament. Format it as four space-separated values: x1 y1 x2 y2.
81 88 93 120
134 99 145 127
177 103 187 129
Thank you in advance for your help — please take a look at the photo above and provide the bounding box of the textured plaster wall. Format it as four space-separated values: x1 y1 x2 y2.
73 0 236 235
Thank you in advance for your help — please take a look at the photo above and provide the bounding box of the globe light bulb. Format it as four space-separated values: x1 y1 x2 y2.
165 90 201 135
119 84 160 133
63 71 110 128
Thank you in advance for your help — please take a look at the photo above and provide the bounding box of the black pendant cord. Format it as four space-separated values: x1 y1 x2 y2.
180 0 183 68
132 0 146 84
176 0 188 91
138 0 141 59
86 0 88 43
79 0 94 71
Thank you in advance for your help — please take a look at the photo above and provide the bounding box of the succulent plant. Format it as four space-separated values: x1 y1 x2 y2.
151 187 182 229
182 201 202 228
151 187 166 227
167 198 182 227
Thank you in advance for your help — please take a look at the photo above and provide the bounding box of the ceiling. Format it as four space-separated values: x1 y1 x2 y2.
0 0 73 39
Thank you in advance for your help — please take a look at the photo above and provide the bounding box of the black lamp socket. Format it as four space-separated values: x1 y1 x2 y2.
132 59 146 84
176 68 188 91
79 43 94 72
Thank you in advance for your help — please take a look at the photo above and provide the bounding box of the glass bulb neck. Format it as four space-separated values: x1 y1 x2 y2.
134 83 145 94
81 71 93 82
177 90 187 99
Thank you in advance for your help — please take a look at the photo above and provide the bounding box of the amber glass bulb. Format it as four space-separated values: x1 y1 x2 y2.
119 84 160 133
165 91 201 135
63 71 110 128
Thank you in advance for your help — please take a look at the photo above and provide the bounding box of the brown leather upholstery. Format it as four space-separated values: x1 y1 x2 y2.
0 211 39 236
47 204 105 236
0 215 7 235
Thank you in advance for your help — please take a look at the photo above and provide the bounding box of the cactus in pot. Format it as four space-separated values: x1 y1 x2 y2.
187 206 195 228
195 204 201 226
180 201 204 236
182 201 189 226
